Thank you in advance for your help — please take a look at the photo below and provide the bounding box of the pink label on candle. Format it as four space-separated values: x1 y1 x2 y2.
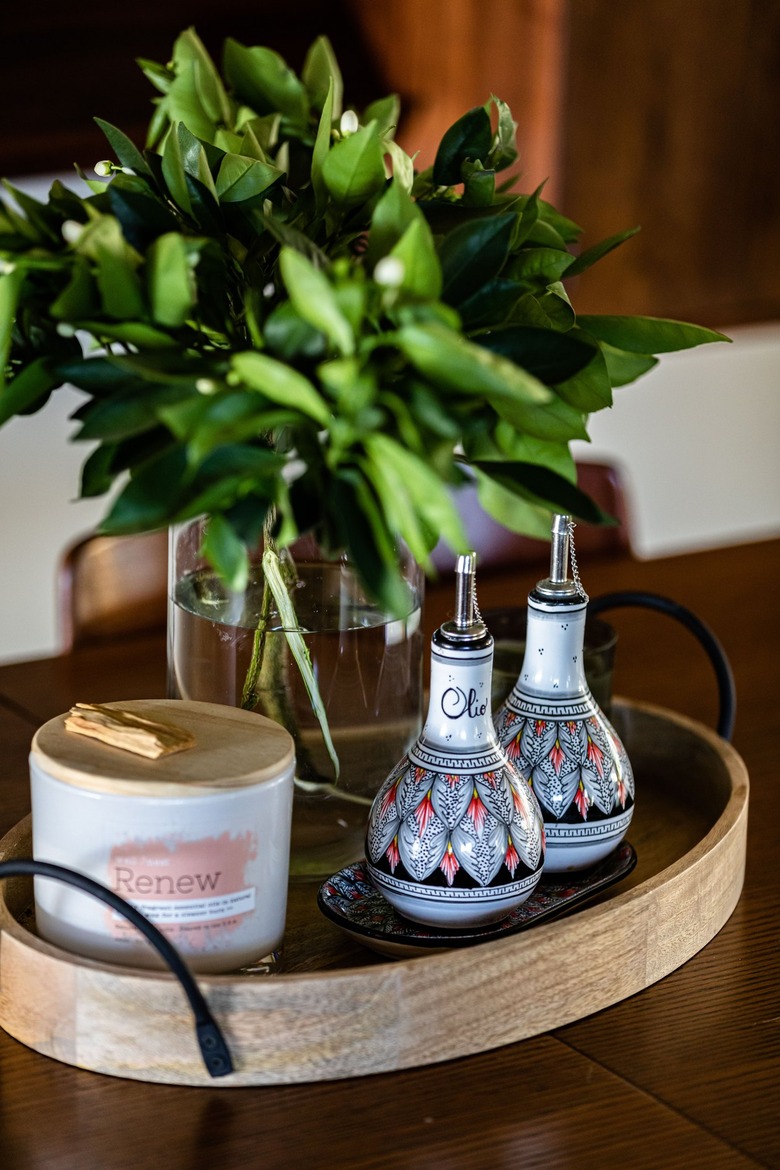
107 832 258 948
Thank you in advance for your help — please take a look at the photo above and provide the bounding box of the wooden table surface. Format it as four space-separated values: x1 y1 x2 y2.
0 538 778 1170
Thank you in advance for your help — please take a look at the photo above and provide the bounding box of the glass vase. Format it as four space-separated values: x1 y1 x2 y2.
167 519 424 880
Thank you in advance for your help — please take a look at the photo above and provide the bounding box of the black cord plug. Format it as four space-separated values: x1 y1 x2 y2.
0 859 234 1078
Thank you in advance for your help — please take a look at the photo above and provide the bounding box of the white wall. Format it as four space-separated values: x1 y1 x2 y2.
572 320 780 558
1 179 779 663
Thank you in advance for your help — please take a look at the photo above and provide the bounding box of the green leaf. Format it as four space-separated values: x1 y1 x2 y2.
49 258 96 321
367 180 420 265
473 471 558 540
223 40 309 133
107 177 181 249
321 122 387 208
564 226 641 278
80 442 119 498
476 325 597 385
389 217 442 299
396 322 551 406
262 544 340 777
279 247 354 356
215 153 282 203
457 278 521 330
73 321 178 349
599 341 659 387
384 139 414 193
101 446 187 533
0 357 59 424
161 123 218 216
331 471 412 617
472 461 614 525
493 391 589 442
511 287 575 331
181 396 294 462
302 35 343 119
578 315 731 353
363 94 401 139
177 28 233 126
265 300 327 362
74 383 193 441
462 163 496 207
537 199 582 244
487 96 518 172
1 182 60 244
364 433 467 565
555 345 613 410
432 105 492 186
137 57 174 96
201 514 249 592
72 215 146 320
94 118 153 177
54 355 138 393
490 430 577 481
176 123 218 197
311 77 335 210
146 233 195 327
439 213 515 305
0 267 23 390
171 445 281 523
231 350 331 425
361 450 439 569
511 247 573 285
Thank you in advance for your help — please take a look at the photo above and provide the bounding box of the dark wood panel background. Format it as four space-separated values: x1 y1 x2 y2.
1 0 777 328
560 0 780 325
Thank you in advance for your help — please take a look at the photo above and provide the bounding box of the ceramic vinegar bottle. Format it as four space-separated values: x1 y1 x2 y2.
365 553 545 928
494 515 635 872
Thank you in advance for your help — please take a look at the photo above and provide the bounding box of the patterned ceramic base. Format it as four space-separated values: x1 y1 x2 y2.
318 842 637 958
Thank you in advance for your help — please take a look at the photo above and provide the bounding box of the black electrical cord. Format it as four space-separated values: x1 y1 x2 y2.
588 590 736 742
0 859 233 1078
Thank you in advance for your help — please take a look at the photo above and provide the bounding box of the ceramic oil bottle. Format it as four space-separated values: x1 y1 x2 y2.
494 515 634 872
366 554 545 928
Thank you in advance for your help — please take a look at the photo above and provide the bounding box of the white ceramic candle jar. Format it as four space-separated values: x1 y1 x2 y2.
30 699 295 973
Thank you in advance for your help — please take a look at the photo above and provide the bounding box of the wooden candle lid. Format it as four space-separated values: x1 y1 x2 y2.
31 699 295 798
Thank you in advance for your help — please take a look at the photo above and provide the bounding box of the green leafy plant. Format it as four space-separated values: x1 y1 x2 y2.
0 27 726 615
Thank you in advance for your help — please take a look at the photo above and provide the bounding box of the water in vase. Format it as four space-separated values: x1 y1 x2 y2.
168 561 424 879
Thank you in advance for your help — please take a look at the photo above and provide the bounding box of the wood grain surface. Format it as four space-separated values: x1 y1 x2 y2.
0 540 778 1168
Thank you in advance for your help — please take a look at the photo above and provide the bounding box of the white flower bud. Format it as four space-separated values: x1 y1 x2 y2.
56 323 76 337
374 256 405 288
339 110 359 136
262 282 276 299
196 378 219 396
61 220 84 245
0 259 16 276
94 160 114 177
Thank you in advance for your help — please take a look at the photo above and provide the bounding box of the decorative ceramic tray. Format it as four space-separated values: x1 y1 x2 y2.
0 701 749 1088
318 845 637 957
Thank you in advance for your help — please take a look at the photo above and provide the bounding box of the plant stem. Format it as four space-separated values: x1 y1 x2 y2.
239 519 333 783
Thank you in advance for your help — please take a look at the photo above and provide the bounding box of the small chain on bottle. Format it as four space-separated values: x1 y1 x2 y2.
472 565 484 627
567 519 589 603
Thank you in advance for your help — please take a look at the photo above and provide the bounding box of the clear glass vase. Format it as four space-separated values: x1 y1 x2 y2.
167 519 424 880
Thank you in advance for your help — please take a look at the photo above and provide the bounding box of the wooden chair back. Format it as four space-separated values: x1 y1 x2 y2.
58 529 169 651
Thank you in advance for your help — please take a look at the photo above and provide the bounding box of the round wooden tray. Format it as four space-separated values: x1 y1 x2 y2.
0 700 749 1088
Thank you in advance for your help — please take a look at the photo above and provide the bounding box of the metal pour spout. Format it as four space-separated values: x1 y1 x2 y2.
454 552 477 630
536 514 580 599
440 551 486 641
549 514 571 585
